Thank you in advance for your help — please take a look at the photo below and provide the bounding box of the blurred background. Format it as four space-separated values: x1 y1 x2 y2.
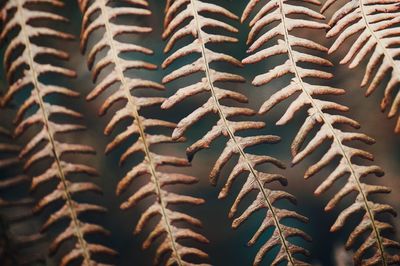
0 0 399 265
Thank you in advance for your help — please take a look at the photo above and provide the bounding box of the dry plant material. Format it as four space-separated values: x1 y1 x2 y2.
79 0 209 265
0 0 116 265
162 0 311 265
242 0 400 265
322 0 400 134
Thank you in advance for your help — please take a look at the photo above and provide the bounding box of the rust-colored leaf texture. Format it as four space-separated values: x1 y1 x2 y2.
242 0 400 265
79 0 210 265
0 0 116 265
162 0 311 265
322 0 400 134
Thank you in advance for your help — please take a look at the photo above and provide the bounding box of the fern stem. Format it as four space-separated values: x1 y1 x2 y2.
278 1 387 264
98 2 184 264
189 0 295 264
15 0 91 264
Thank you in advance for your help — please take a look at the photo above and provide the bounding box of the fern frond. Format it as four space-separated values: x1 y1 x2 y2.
0 1 116 265
322 0 400 134
79 0 209 265
162 1 311 265
243 0 400 265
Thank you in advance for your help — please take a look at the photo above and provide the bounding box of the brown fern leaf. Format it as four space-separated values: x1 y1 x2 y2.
79 0 209 265
162 1 311 265
243 0 400 265
0 1 116 265
322 0 400 134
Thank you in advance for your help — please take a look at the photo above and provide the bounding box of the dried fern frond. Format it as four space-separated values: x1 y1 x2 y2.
0 1 116 265
322 0 400 134
79 0 209 265
0 125 45 265
243 0 400 265
162 1 311 265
